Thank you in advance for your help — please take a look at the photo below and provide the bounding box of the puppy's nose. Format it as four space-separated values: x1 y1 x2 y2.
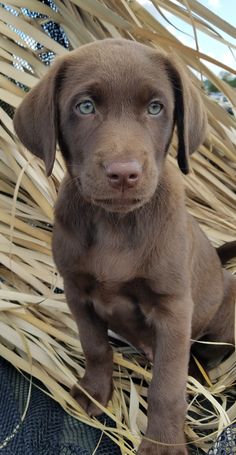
105 161 142 190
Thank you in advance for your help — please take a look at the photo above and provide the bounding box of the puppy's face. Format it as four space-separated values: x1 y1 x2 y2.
14 39 207 214
58 43 175 212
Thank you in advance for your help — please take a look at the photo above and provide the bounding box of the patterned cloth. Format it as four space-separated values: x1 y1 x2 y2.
0 357 120 455
208 425 236 454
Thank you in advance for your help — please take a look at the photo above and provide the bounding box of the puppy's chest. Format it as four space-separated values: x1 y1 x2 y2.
73 226 166 321
81 239 139 283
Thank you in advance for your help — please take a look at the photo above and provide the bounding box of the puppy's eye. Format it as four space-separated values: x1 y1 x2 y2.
148 101 163 116
76 100 95 115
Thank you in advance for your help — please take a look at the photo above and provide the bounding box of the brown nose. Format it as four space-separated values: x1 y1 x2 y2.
105 161 142 190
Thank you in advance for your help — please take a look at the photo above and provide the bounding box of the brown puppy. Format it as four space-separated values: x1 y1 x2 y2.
14 39 235 455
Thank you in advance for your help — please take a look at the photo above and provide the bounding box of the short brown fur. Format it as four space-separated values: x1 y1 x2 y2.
14 39 236 455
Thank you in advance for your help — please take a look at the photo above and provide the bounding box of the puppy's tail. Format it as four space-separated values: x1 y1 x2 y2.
217 241 236 265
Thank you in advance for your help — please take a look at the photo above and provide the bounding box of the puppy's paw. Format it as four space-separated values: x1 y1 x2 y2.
137 440 188 455
71 376 113 417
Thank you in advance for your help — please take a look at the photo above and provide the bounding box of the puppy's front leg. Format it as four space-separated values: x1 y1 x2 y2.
64 278 113 416
138 294 192 455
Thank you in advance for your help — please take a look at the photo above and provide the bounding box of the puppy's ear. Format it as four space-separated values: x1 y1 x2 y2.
166 57 207 174
13 57 65 176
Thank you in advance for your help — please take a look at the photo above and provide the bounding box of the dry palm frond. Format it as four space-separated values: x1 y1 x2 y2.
0 0 236 453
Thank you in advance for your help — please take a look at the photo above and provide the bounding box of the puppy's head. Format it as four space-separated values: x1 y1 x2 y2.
14 39 207 213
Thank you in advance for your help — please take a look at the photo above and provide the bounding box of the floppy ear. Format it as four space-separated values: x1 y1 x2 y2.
13 57 65 176
166 57 208 174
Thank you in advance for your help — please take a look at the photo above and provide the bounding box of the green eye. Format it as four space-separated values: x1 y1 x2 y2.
77 100 95 115
148 101 163 116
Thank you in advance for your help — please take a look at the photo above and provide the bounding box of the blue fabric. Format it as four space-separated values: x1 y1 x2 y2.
0 358 120 455
208 424 236 454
